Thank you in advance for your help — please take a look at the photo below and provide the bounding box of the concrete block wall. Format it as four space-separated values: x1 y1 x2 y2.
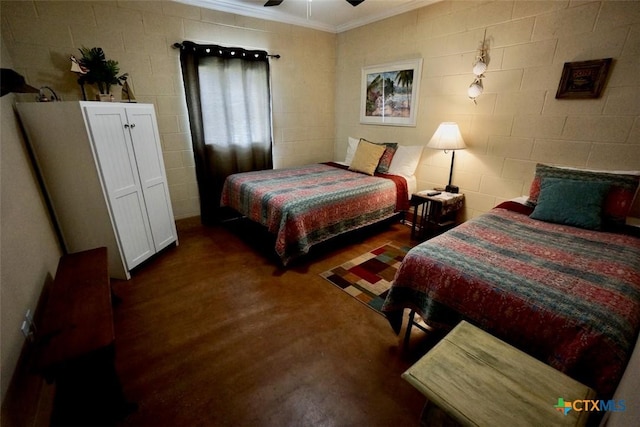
5 1 637 221
335 0 640 218
1 0 337 219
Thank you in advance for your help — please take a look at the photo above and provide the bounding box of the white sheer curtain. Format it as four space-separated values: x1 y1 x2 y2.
199 57 272 153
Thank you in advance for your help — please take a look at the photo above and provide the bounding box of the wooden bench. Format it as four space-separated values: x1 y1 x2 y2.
402 321 595 427
36 247 134 424
37 247 114 374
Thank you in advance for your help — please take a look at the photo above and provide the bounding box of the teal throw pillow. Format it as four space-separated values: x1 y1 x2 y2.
527 163 640 227
530 177 611 230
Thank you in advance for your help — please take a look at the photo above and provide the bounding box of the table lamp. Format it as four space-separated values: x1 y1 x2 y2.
426 122 467 193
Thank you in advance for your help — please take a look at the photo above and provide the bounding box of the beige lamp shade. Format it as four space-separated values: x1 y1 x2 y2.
427 122 467 151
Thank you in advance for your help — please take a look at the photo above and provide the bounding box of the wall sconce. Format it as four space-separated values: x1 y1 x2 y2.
0 69 39 97
468 30 489 104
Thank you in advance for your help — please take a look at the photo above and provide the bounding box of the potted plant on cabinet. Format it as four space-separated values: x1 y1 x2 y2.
77 47 128 101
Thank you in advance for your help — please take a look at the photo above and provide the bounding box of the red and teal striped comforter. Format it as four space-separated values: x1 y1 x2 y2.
221 163 408 265
382 202 640 398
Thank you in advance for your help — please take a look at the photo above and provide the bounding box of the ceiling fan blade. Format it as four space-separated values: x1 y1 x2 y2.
264 0 283 6
346 0 365 6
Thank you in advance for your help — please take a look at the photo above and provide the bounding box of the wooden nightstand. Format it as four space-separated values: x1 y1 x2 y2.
402 321 595 427
625 217 640 237
410 191 464 240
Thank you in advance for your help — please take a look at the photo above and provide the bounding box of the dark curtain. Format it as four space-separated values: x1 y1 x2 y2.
179 41 273 224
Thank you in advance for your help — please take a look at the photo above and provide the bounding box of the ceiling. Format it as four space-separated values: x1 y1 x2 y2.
177 0 438 33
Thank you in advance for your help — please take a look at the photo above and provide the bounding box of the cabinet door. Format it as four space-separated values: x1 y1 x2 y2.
83 105 155 269
125 105 177 251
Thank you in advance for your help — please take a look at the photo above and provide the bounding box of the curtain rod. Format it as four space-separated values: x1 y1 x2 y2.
172 42 280 59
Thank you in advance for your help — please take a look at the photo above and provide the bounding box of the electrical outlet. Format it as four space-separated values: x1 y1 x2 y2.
21 320 31 338
27 309 36 335
21 310 35 342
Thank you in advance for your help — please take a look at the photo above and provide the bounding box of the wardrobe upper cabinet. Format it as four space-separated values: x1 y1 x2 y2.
17 102 178 279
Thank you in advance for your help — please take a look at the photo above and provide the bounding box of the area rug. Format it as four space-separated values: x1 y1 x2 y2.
320 243 409 316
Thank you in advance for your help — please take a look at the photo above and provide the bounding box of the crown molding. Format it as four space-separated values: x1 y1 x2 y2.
176 0 336 32
336 0 436 33
175 0 437 34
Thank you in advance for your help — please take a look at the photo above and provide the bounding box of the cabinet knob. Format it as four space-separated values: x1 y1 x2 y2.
124 124 130 129
130 123 136 128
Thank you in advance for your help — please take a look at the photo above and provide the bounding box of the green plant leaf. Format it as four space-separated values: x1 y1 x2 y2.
77 46 127 94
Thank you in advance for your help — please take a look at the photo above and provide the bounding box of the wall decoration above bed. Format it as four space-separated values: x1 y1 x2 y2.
555 58 612 99
360 59 423 127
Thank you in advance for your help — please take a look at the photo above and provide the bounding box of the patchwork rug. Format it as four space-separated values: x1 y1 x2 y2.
320 243 409 316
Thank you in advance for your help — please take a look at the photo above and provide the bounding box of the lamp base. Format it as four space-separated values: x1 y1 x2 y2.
445 184 459 193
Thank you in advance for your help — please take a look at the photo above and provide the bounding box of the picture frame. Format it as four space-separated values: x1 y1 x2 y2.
555 58 612 99
360 58 423 126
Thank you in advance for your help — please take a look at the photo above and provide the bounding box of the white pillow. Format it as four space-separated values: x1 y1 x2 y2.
387 145 423 176
344 137 360 165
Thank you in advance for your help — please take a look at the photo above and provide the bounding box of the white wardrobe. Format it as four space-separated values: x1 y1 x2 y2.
17 102 178 279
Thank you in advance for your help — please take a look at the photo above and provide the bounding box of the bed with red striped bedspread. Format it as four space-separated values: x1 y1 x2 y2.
382 201 640 399
221 162 408 265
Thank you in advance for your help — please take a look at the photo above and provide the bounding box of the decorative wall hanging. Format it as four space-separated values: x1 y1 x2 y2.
360 58 423 127
555 58 612 99
468 30 489 104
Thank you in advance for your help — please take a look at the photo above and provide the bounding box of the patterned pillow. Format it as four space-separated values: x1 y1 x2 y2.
348 140 387 176
363 139 398 174
528 164 640 226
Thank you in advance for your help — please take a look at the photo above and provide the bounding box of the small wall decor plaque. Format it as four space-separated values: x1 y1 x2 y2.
555 58 612 99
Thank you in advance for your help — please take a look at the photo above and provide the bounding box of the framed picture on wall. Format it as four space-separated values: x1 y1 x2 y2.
555 58 612 99
360 58 423 126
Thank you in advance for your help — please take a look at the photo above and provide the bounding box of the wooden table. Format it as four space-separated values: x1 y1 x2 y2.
402 321 595 427
410 191 464 240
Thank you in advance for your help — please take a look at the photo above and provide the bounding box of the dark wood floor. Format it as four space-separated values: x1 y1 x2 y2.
107 217 437 426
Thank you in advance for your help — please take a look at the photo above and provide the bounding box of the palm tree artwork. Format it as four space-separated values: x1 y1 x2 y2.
365 68 414 118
